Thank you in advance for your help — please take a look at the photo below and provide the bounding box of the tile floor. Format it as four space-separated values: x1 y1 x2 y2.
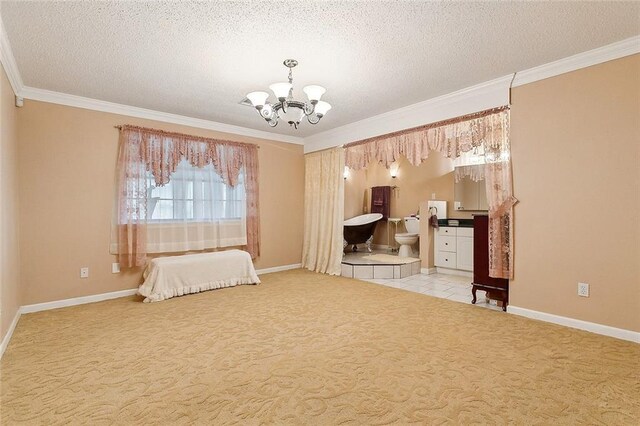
362 272 503 311
341 249 503 311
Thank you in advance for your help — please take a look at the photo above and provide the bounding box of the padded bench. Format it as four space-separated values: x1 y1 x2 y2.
138 249 260 302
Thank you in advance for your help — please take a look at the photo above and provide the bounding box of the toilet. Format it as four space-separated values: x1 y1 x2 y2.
395 216 420 258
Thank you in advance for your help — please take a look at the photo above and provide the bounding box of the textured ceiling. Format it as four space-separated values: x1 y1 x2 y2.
1 1 639 137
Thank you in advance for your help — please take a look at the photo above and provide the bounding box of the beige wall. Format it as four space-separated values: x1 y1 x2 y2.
0 67 21 341
343 164 368 220
510 54 640 332
17 101 304 305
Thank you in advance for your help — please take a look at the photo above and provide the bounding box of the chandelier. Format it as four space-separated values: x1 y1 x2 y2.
245 59 331 129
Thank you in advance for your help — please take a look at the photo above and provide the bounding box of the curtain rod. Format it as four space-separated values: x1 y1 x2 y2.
303 145 345 156
344 105 509 149
114 124 260 149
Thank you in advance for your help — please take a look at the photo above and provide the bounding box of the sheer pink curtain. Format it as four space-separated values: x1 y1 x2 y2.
454 164 485 183
344 107 516 279
480 111 515 279
115 129 148 267
241 145 260 259
115 125 260 267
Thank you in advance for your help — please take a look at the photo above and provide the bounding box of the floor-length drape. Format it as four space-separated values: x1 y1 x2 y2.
483 111 516 279
302 148 345 275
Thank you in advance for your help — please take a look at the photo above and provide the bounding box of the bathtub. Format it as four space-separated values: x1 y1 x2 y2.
343 213 383 252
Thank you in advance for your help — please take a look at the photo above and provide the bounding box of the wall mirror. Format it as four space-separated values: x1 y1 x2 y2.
454 167 488 211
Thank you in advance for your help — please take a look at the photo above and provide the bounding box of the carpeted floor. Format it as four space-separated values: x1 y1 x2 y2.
1 269 639 425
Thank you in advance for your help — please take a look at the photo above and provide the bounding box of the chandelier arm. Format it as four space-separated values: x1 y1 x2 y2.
267 118 278 127
302 102 316 116
307 114 321 125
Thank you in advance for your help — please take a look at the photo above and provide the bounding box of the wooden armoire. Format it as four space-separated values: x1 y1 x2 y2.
472 215 509 311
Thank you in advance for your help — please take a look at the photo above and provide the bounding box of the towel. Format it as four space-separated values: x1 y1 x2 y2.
370 186 391 219
429 213 439 229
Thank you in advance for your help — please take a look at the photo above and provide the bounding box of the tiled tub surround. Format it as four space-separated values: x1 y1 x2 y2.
341 251 421 279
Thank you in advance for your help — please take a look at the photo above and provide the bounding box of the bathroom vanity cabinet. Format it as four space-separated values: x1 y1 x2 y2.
434 226 473 272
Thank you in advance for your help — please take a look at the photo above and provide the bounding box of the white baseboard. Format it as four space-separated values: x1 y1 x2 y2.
0 309 21 359
421 267 437 275
17 263 300 315
435 267 472 278
255 263 301 275
507 305 640 344
0 263 301 358
20 288 139 314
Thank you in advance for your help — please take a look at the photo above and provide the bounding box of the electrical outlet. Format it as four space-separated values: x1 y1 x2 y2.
80 267 89 279
112 263 120 274
578 282 589 297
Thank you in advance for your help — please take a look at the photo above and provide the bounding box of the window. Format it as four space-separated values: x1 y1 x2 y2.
146 160 245 222
113 125 260 265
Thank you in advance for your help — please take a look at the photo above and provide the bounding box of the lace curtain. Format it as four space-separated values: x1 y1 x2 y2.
344 107 516 279
302 148 345 275
112 125 260 267
454 164 486 183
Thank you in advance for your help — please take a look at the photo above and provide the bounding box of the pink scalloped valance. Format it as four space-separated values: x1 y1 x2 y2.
115 125 260 267
344 107 516 279
344 106 509 170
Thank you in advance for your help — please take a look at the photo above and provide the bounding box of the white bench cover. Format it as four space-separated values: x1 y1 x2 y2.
138 250 260 302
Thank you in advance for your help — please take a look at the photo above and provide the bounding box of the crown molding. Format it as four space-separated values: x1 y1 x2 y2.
0 16 24 95
303 74 513 153
19 87 304 145
304 36 640 152
2 8 637 149
512 35 640 87
0 15 302 144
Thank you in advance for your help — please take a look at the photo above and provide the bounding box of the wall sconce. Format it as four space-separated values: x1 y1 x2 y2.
343 166 349 180
389 162 399 178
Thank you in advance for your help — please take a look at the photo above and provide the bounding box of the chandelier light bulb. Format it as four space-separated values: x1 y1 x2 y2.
246 91 269 108
269 82 292 101
314 101 332 116
303 85 326 104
